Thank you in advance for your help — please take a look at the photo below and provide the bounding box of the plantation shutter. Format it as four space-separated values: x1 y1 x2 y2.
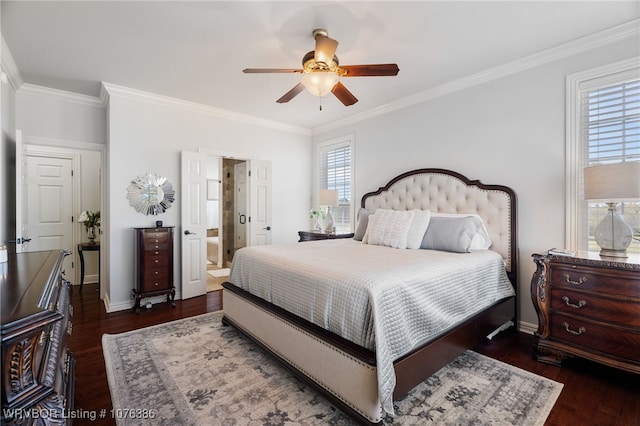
582 79 640 165
319 141 352 230
579 74 640 252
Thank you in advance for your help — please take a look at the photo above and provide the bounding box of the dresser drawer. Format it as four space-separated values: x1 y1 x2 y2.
143 241 171 251
549 312 640 361
142 229 171 242
143 251 171 267
550 264 640 297
550 289 640 327
142 265 170 292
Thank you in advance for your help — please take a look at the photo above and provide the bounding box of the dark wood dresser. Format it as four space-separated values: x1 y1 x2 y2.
298 230 355 242
132 227 175 314
1 250 75 424
531 251 640 374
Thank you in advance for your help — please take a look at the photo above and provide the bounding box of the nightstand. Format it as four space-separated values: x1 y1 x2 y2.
531 251 640 374
298 230 355 242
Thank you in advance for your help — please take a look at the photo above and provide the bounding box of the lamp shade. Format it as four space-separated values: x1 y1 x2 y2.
584 162 640 202
319 189 339 206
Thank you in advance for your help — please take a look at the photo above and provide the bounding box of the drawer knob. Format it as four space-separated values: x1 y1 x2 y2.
562 322 586 336
563 273 587 286
562 296 586 309
155 259 159 263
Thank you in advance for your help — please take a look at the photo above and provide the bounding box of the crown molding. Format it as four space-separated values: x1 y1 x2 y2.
312 18 640 135
1 35 23 91
101 82 311 136
18 83 105 108
22 134 106 152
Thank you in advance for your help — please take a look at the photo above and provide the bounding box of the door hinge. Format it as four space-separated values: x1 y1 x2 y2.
248 170 252 177
248 216 251 223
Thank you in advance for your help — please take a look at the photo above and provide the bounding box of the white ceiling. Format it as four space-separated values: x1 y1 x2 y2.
2 1 639 131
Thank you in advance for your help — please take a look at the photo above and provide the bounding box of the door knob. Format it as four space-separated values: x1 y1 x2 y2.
263 226 271 231
184 230 196 235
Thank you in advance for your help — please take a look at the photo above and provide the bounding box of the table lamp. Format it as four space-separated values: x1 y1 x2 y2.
584 161 640 258
319 189 339 233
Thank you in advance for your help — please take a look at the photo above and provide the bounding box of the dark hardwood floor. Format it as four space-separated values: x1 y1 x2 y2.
69 284 639 426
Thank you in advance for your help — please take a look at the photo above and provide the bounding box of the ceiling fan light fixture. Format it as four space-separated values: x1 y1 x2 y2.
300 71 339 97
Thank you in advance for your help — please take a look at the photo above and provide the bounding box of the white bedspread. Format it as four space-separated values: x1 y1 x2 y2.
228 238 515 415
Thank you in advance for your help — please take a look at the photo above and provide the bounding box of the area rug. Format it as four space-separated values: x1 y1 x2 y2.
103 312 563 425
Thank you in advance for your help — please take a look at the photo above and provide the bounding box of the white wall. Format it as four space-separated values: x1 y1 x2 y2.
16 89 106 144
313 36 640 330
106 89 311 311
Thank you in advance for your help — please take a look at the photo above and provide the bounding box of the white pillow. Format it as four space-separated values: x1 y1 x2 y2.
406 209 431 249
365 209 416 249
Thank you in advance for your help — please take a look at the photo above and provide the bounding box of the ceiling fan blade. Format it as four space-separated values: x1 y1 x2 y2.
243 68 302 74
314 34 338 65
340 64 400 77
331 82 358 106
276 83 305 103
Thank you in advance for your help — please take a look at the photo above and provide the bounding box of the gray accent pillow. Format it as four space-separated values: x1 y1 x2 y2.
420 215 488 253
353 208 371 241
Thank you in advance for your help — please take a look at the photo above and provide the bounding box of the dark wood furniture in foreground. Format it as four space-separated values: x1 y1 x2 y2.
68 286 639 426
297 230 355 242
1 250 75 425
132 227 175 314
531 252 640 374
78 242 100 292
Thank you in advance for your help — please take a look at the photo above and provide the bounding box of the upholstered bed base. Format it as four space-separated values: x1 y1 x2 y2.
222 283 515 425
222 287 383 423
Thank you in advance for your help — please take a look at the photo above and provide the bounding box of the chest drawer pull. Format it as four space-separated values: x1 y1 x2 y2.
561 296 586 309
563 273 587 286
562 322 586 336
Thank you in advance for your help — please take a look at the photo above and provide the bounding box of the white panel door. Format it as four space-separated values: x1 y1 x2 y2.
25 155 73 252
249 160 272 246
181 151 207 299
16 133 74 277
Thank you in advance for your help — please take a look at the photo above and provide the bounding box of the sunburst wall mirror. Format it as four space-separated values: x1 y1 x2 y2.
127 173 175 215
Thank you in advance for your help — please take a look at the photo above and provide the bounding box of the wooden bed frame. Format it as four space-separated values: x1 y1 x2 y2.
222 168 517 424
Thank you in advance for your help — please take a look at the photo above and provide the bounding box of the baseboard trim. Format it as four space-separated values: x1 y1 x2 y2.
518 321 538 335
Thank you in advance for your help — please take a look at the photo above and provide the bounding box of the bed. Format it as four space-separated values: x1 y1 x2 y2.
222 168 518 424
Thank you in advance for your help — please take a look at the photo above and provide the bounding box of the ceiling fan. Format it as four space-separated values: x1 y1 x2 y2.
243 29 399 108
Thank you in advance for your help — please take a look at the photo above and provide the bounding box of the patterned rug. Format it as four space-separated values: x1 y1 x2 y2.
103 312 563 425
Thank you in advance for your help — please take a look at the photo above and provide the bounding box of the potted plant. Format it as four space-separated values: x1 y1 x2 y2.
79 210 100 243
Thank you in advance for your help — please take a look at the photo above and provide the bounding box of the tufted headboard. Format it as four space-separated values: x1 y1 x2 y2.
361 168 517 284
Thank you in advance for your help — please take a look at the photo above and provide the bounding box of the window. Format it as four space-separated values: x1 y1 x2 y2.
317 136 354 232
567 58 640 253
